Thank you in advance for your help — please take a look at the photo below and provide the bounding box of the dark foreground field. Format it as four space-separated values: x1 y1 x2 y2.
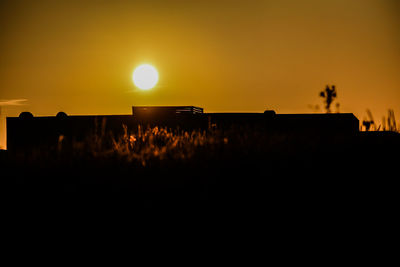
1 126 398 213
2 125 399 255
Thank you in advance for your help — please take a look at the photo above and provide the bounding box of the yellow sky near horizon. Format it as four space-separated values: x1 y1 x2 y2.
0 0 399 143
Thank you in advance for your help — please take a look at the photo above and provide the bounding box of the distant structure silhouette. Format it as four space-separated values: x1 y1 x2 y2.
19 112 34 119
320 85 338 113
56 111 68 118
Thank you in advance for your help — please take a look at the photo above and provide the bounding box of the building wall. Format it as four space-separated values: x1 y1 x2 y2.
6 115 135 152
6 111 360 151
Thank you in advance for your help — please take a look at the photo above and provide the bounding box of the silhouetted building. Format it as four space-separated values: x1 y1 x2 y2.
6 114 135 152
6 106 360 151
132 106 203 117
272 113 359 134
132 106 204 127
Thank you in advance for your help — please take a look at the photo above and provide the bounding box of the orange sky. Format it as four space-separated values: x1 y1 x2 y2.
0 0 399 147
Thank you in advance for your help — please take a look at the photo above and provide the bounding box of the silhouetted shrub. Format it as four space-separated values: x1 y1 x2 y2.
363 109 398 132
320 85 338 113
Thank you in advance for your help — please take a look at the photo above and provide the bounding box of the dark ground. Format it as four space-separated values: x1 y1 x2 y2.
1 129 398 210
1 128 398 257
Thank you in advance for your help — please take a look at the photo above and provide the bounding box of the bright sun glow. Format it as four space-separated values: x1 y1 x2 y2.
132 64 159 90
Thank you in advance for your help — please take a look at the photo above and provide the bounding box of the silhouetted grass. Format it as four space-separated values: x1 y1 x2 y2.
362 109 399 132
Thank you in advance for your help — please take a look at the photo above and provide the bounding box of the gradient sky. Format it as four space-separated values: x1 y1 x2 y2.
0 0 399 143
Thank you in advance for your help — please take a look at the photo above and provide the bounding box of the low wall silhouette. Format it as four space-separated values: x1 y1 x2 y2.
6 109 360 151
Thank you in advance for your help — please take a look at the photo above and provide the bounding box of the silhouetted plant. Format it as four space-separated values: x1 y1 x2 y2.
387 109 397 132
362 109 399 132
362 109 376 131
362 120 373 131
319 85 338 113
381 109 398 132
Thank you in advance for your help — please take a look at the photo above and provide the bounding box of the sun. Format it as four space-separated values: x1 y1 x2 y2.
132 64 159 90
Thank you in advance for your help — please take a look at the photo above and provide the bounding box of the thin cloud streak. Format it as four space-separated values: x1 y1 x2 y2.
0 99 28 106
